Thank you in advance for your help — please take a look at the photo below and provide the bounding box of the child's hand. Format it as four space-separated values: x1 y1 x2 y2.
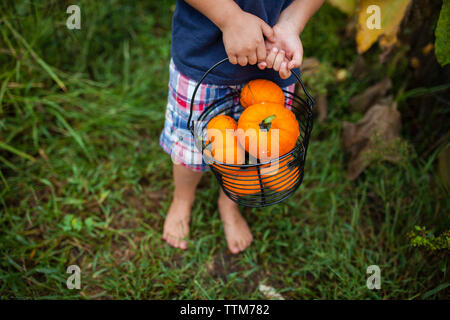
221 11 275 66
257 22 303 79
258 47 292 79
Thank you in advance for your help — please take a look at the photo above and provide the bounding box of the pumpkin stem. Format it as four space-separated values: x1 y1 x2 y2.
260 114 276 131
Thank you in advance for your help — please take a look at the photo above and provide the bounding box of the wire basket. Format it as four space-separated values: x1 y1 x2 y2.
188 58 314 208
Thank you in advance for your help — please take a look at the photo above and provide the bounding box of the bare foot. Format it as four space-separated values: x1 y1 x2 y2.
218 192 253 254
162 199 191 250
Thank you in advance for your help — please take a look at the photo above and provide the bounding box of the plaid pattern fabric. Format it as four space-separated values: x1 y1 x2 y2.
160 59 296 172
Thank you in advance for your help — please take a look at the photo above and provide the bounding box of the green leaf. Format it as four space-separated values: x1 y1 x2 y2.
62 214 74 231
71 217 83 231
435 0 450 66
422 282 450 299
84 217 96 232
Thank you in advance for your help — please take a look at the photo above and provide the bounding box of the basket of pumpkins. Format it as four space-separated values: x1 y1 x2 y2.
188 58 314 207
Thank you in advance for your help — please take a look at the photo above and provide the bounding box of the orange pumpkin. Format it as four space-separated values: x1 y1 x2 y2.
222 169 262 195
240 79 285 108
205 115 244 165
237 102 300 160
261 155 300 191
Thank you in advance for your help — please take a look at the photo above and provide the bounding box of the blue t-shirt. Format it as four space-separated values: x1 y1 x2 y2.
171 0 298 87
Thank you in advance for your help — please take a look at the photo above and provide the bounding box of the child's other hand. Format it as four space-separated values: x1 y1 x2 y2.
221 11 275 66
258 47 292 79
257 22 303 79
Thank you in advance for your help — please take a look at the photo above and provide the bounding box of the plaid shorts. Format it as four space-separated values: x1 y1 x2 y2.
159 59 296 172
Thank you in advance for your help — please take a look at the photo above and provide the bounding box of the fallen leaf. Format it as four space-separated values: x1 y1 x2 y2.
356 0 412 54
349 78 392 113
258 283 285 300
343 101 402 180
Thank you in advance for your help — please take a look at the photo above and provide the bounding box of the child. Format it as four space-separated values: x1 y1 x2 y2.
160 0 324 254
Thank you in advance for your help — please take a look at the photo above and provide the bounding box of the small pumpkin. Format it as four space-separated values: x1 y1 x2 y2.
205 115 244 165
261 155 300 191
240 79 285 108
222 169 262 195
237 102 300 160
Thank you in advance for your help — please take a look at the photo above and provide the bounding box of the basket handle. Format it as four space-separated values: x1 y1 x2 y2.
187 57 314 132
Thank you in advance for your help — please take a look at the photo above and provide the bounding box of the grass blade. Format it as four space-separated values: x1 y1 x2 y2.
44 104 93 162
2 18 67 92
0 140 36 162
422 282 450 299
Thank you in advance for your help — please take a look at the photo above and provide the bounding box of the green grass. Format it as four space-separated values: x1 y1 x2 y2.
0 1 448 299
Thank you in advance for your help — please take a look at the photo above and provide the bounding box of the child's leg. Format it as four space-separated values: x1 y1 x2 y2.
162 163 203 249
218 189 253 254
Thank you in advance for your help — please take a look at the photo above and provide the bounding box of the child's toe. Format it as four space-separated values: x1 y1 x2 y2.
173 238 181 248
166 236 177 248
230 242 240 254
179 240 188 250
